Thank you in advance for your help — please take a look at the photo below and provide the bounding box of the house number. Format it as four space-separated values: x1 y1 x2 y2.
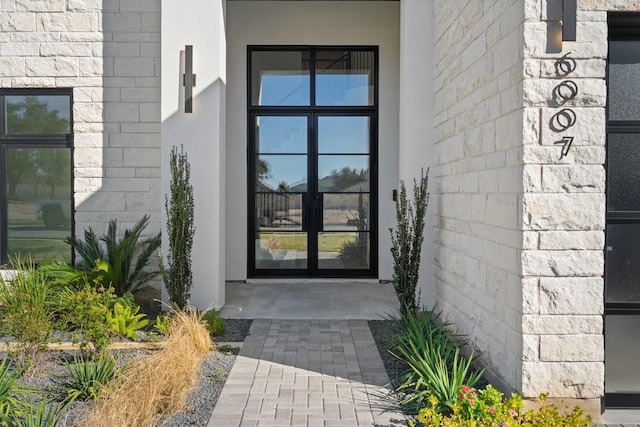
551 52 578 160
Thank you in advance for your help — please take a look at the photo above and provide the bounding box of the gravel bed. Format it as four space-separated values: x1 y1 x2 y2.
368 319 407 385
215 319 252 342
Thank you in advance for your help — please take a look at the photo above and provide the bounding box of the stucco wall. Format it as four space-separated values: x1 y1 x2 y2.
0 0 162 238
433 0 526 392
225 1 401 281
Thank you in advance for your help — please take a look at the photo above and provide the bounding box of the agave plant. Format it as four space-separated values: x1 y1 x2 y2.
65 215 161 296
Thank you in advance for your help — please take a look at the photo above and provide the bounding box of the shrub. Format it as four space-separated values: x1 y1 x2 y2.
162 145 196 309
390 168 429 319
0 258 54 361
65 215 161 296
0 357 21 423
154 314 170 335
105 302 149 340
10 401 65 427
201 309 225 337
414 388 591 427
55 353 118 403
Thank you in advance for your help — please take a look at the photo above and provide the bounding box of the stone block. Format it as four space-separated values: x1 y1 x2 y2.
38 13 98 32
539 277 603 314
523 78 606 108
523 145 605 165
522 193 605 230
40 42 93 57
123 148 160 168
538 231 604 250
541 165 605 193
104 102 139 123
0 58 25 77
102 13 141 32
25 57 79 77
539 334 603 361
522 250 603 277
522 361 603 398
0 12 35 31
522 315 603 335
113 57 155 77
540 107 605 147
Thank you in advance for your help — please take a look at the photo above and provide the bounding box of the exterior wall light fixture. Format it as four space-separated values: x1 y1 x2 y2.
183 45 196 113
562 0 577 42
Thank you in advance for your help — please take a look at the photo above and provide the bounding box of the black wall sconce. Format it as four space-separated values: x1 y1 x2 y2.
183 45 196 113
562 0 577 41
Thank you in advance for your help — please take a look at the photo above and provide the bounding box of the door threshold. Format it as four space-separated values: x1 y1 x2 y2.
244 278 381 284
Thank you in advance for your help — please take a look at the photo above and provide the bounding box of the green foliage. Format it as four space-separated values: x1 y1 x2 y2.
414 389 591 427
0 259 54 357
9 401 65 427
105 302 149 340
390 168 429 318
54 285 120 353
65 215 161 296
154 314 170 335
201 309 225 337
0 358 21 423
163 145 196 309
55 353 118 403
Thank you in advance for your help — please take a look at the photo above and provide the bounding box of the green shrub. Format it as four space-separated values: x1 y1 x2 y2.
201 309 225 337
10 401 65 427
162 145 196 309
105 302 149 340
0 259 54 360
414 388 591 427
65 215 161 296
55 353 118 403
390 168 429 319
154 314 170 335
0 357 21 423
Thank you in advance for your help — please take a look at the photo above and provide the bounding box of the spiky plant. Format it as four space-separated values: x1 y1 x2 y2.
390 168 429 319
162 145 195 309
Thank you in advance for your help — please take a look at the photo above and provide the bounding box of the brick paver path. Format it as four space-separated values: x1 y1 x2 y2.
209 319 406 427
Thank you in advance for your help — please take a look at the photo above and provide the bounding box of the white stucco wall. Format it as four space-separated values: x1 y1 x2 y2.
161 0 226 309
225 1 401 281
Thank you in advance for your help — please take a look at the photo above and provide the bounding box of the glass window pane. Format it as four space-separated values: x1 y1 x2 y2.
605 315 640 393
257 155 307 192
7 147 71 263
257 116 307 154
256 232 307 269
318 232 369 269
318 155 369 192
5 95 71 135
606 224 640 303
607 133 640 211
251 51 310 106
318 116 369 154
316 50 374 106
323 194 369 231
609 41 640 121
256 193 303 231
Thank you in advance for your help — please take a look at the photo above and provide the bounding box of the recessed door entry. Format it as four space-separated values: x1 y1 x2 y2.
247 47 378 277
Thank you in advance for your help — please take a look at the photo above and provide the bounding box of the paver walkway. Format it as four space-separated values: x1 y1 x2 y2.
209 319 406 427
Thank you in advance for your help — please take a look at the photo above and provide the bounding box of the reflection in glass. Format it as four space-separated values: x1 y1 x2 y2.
318 232 370 269
609 41 640 121
605 224 640 303
316 50 374 106
5 95 71 134
257 155 307 192
322 193 369 231
251 51 310 106
605 315 640 393
7 147 71 263
255 232 307 269
318 116 369 154
256 193 303 230
318 155 369 192
607 134 640 211
257 116 307 154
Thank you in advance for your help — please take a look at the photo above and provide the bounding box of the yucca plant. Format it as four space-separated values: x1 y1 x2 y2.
0 357 21 423
65 215 161 296
10 401 65 427
55 353 118 403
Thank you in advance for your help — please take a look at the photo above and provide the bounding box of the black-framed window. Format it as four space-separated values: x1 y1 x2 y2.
0 89 73 265
605 13 640 409
247 46 378 278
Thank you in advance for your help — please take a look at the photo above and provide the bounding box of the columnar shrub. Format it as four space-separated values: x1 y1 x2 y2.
163 145 195 309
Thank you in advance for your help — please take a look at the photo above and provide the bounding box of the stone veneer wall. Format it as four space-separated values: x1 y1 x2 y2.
0 0 161 236
433 0 526 392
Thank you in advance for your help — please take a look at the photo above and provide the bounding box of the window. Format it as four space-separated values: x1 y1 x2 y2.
248 46 378 277
0 89 73 265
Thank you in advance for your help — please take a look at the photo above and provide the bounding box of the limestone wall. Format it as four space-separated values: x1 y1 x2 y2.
433 0 526 392
0 0 162 236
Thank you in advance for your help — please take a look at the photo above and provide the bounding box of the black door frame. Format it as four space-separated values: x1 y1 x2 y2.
246 46 379 278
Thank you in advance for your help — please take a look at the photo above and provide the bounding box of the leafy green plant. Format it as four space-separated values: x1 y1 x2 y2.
55 353 118 403
390 168 429 319
201 309 225 337
0 357 21 423
0 258 54 361
162 145 196 309
154 314 170 335
65 215 161 296
10 401 66 427
105 302 149 340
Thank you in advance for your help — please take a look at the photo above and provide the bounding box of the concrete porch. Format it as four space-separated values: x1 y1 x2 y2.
218 280 400 320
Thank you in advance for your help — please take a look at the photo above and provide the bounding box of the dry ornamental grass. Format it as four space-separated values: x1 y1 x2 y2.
84 309 213 427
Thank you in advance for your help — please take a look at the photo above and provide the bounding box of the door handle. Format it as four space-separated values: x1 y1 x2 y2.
316 194 323 231
301 193 308 231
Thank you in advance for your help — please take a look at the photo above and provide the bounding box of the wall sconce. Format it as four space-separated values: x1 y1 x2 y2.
183 45 196 113
562 0 577 42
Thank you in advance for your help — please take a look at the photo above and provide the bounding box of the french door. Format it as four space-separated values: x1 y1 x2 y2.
247 47 378 277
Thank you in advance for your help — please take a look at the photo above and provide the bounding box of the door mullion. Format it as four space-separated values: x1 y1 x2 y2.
308 113 318 274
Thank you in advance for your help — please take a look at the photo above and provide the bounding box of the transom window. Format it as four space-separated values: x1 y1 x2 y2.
0 89 73 265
